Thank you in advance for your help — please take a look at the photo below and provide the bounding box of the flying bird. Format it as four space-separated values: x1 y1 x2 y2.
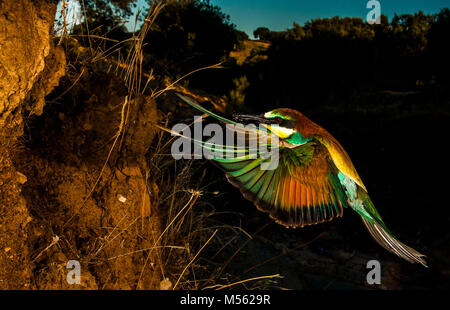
175 93 427 267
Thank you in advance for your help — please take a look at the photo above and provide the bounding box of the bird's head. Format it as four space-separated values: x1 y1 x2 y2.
233 108 311 144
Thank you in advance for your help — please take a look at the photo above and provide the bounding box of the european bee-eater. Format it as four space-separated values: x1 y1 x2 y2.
175 93 427 267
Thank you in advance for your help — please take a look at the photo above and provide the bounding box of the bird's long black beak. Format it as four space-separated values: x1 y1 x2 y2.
232 113 272 124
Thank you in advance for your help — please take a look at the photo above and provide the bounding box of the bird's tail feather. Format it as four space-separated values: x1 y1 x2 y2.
354 187 427 267
360 214 427 267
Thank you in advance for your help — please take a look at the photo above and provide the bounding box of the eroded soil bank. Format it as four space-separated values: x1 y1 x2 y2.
1 1 163 289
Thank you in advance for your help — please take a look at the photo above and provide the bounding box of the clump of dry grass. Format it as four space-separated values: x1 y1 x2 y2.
143 116 288 290
48 0 287 290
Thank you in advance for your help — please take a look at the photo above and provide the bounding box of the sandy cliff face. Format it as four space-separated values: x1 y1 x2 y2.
0 0 63 131
0 0 162 289
0 0 65 289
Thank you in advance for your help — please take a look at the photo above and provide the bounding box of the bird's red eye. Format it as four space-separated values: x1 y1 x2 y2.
274 117 282 124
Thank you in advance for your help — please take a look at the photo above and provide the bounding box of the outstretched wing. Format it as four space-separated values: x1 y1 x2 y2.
215 141 349 228
175 93 348 227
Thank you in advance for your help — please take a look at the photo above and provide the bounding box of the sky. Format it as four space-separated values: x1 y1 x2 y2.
56 0 450 37
209 0 450 38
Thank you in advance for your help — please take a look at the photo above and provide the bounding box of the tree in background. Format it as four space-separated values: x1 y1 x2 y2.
68 0 148 49
143 0 237 77
428 8 450 82
82 0 140 31
285 22 305 40
234 29 249 49
65 1 450 110
253 27 270 41
238 12 444 112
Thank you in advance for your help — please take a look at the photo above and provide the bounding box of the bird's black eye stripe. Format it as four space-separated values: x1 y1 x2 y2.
267 117 295 128
280 119 296 129
266 117 281 124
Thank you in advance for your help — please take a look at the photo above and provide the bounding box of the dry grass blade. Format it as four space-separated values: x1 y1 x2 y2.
151 63 223 99
31 235 60 263
173 229 218 290
107 245 187 261
80 0 92 51
215 274 282 290
215 221 272 279
123 1 166 95
63 96 129 227
57 0 69 44
91 215 140 258
137 190 201 288
48 67 86 103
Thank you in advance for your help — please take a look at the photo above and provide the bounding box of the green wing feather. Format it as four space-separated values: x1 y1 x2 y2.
217 141 349 228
